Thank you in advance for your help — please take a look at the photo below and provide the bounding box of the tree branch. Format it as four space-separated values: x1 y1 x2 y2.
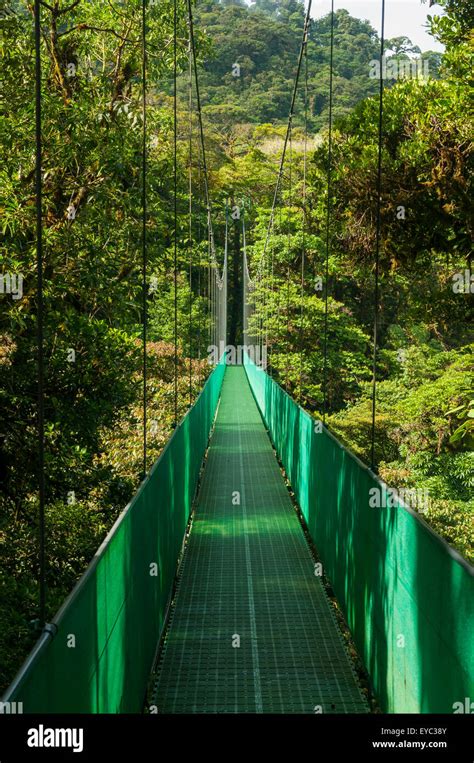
39 0 56 13
57 0 82 15
57 23 138 43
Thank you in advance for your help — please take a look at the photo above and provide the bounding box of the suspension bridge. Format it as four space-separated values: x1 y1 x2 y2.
2 0 473 716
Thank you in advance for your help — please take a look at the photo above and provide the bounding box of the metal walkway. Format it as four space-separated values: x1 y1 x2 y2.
153 366 368 713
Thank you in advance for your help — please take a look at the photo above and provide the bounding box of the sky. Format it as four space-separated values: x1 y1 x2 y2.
311 0 445 51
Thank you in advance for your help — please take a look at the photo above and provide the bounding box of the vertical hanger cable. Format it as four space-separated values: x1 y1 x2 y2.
322 0 335 425
141 0 148 474
298 23 309 403
370 0 386 471
173 0 178 426
188 27 193 405
34 0 46 626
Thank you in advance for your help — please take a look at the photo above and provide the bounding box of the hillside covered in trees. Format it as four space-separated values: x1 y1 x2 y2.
0 0 472 695
189 0 441 128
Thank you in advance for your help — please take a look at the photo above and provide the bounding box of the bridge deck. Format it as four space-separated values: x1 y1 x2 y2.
153 366 368 713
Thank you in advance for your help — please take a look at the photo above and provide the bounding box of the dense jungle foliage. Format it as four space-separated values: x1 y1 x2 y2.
0 0 472 691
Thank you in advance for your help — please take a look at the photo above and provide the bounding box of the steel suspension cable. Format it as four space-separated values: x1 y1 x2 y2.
242 209 247 346
242 208 255 350
370 0 386 471
211 249 214 351
207 238 211 352
34 0 46 627
285 124 293 390
259 230 263 363
264 223 270 365
188 28 193 406
260 280 264 363
275 204 283 376
298 26 309 403
269 216 275 377
222 201 229 353
322 0 334 425
197 145 203 384
173 0 178 426
251 0 313 282
214 252 217 351
186 0 223 285
141 0 148 476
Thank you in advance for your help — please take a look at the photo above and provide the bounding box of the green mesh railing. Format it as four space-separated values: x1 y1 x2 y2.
244 355 474 714
153 366 369 713
3 359 225 713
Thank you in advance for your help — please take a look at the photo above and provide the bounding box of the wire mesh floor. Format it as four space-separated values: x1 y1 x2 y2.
153 366 368 713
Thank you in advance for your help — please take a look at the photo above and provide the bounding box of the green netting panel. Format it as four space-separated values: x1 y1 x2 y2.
244 355 474 714
3 360 225 714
